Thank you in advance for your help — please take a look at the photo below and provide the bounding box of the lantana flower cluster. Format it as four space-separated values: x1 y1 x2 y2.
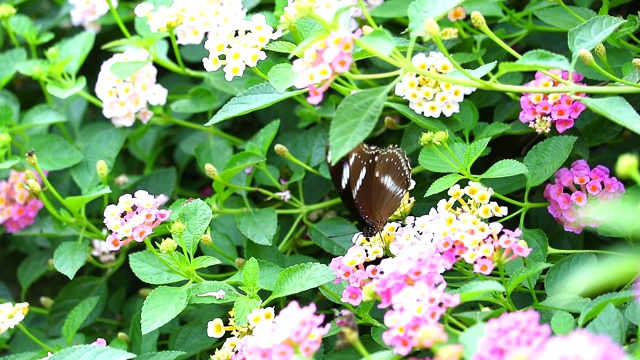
544 160 625 234
394 52 475 118
292 29 361 105
95 48 168 127
103 190 171 251
208 302 329 360
519 69 587 133
0 170 44 233
475 309 627 360
69 0 116 32
0 302 28 334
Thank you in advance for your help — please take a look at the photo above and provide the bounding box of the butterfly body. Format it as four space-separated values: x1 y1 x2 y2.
327 144 412 237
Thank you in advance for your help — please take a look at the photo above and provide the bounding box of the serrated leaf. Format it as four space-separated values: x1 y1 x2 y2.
49 345 135 360
170 87 220 114
424 173 463 197
463 137 490 169
63 185 111 215
220 151 266 180
233 296 261 326
385 102 448 131
245 119 280 157
506 262 551 296
235 208 277 245
17 251 50 291
46 76 87 99
539 294 590 313
267 64 295 92
581 96 640 135
568 15 626 52
71 126 127 192
24 134 84 171
192 255 221 269
141 286 190 335
307 217 357 256
268 263 335 300
329 87 388 164
130 312 159 355
370 0 411 18
136 351 187 360
242 257 260 290
178 199 212 255
456 280 505 303
110 60 149 80
418 144 463 174
448 62 496 81
515 50 572 71
578 290 634 326
264 41 296 54
21 104 67 128
550 310 575 335
358 29 395 57
545 253 597 297
459 322 485 360
534 6 597 30
62 296 100 343
586 303 624 343
129 250 185 285
57 31 96 76
53 241 90 280
207 83 304 125
0 48 26 88
188 281 240 304
523 136 576 187
480 159 529 179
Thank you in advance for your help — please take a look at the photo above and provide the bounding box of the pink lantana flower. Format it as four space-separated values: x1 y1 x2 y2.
0 170 44 233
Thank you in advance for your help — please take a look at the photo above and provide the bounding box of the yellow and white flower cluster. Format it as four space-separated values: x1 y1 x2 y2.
0 302 28 334
394 52 475 118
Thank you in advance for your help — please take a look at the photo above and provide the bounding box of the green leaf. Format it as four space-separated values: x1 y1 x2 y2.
21 104 67 128
408 0 464 37
479 159 529 179
550 310 575 335
62 296 100 344
459 322 485 360
506 262 551 296
329 87 388 164
242 257 260 290
71 126 127 192
170 87 220 114
178 198 212 255
46 76 87 99
48 277 107 337
448 62 497 81
221 151 266 180
245 119 280 157
539 294 590 313
24 134 83 171
359 29 395 57
545 253 597 297
235 208 277 245
267 64 295 92
385 102 448 131
17 251 50 291
110 60 149 80
141 286 190 335
515 50 572 71
568 15 626 52
129 312 159 355
207 83 305 125
9 15 38 41
49 345 136 360
0 48 26 88
53 241 90 280
129 250 185 285
523 136 576 187
581 96 640 135
268 263 335 301
0 352 41 360
63 185 111 215
233 296 261 327
534 6 597 30
264 41 296 54
456 280 505 304
418 144 462 174
463 137 490 169
188 281 240 304
192 255 221 269
578 290 634 326
57 31 96 76
586 303 624 344
136 351 186 360
308 217 358 256
424 173 463 197
370 0 411 18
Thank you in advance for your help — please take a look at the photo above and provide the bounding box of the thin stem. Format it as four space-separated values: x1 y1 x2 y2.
106 0 131 38
17 323 56 353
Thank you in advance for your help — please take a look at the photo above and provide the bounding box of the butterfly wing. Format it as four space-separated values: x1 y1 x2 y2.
327 144 362 223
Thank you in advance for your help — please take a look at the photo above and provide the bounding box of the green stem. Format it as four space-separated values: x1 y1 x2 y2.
17 323 56 353
106 0 131 38
168 28 185 69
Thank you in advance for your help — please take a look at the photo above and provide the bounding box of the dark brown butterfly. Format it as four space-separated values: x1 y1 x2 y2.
327 143 412 237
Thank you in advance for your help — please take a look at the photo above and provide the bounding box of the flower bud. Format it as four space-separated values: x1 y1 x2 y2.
204 163 218 179
419 132 435 146
470 11 487 30
170 221 186 235
159 238 177 253
632 58 640 69
25 149 38 167
384 116 398 130
361 283 378 302
235 258 246 268
114 174 130 186
39 296 54 309
578 49 594 66
594 43 606 58
138 288 152 297
26 179 41 195
0 133 10 147
433 130 449 145
96 160 109 180
615 153 639 180
48 258 55 270
274 144 289 157
0 4 16 19
117 332 130 343
201 233 212 246
423 18 441 37
24 170 37 181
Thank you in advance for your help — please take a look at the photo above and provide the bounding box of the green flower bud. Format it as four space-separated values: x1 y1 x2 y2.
0 4 16 20
138 288 152 297
470 11 487 30
96 160 109 180
578 49 594 66
594 43 606 58
204 163 218 179
423 18 440 37
632 58 640 70
159 238 177 253
39 296 54 309
384 116 398 130
26 179 41 195
419 132 435 146
170 221 186 235
117 332 130 343
274 144 290 157
25 149 38 167
433 130 449 145
235 258 246 268
615 153 639 180
0 133 11 147
201 233 212 246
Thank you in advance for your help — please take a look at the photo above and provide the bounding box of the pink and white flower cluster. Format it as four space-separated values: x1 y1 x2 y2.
69 0 116 32
475 310 627 360
202 13 282 81
519 70 587 133
0 170 44 233
95 48 168 127
103 190 171 251
292 29 361 105
395 52 475 118
544 160 625 234
0 302 28 334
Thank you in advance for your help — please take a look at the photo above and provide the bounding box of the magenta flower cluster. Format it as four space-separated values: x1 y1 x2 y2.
0 170 44 233
292 29 361 105
233 301 329 359
103 190 171 251
544 160 624 234
474 309 551 360
372 244 460 355
519 70 587 133
535 329 627 359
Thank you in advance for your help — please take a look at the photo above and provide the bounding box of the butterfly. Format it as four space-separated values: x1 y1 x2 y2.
327 143 412 238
